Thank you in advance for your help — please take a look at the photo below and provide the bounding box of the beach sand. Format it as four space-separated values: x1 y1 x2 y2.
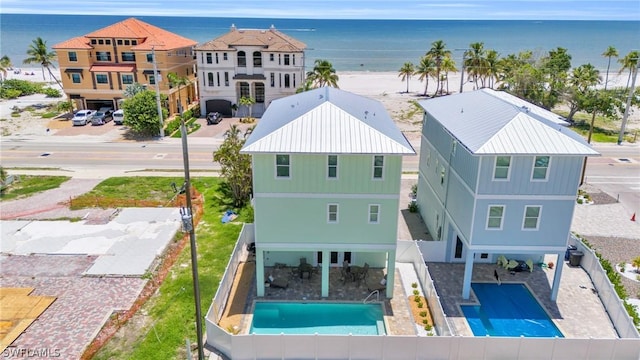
1 68 638 138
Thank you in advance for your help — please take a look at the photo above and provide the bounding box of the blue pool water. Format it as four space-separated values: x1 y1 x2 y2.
250 302 385 335
461 283 563 338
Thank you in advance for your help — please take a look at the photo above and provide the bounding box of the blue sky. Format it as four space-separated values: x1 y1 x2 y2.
0 0 638 20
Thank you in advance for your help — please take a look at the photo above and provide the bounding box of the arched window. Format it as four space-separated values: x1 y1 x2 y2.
239 82 250 98
237 51 246 67
254 83 265 103
284 74 290 88
253 51 262 67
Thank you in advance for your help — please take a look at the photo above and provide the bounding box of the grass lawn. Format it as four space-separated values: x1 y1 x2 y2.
0 175 70 201
556 110 634 143
91 177 250 359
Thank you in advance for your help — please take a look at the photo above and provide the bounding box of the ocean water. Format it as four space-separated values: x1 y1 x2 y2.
1 14 638 72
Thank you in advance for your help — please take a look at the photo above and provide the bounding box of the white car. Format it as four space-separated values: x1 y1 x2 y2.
72 110 95 126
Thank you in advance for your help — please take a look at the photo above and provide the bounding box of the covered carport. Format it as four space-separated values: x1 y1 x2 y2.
205 99 233 118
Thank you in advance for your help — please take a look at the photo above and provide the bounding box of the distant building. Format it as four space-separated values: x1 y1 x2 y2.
241 87 415 298
416 89 599 301
53 18 197 114
195 25 306 118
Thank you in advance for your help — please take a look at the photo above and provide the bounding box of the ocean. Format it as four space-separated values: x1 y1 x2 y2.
1 14 638 72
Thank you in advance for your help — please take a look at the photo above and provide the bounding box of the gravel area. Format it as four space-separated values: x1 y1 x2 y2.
581 236 640 299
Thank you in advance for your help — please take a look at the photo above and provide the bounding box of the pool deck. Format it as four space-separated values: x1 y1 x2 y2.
426 259 619 338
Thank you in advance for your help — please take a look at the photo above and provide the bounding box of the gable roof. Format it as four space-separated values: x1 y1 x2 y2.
53 18 196 51
418 89 599 156
195 25 306 52
241 87 415 155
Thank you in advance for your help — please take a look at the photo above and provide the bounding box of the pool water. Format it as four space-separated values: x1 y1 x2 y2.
250 302 386 335
461 283 563 337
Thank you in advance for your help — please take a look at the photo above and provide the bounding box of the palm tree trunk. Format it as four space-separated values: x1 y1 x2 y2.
604 57 611 90
406 77 409 93
46 67 63 89
423 79 429 96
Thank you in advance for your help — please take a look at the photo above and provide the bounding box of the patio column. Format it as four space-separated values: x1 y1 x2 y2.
321 250 329 297
256 249 265 297
550 252 563 301
462 250 475 299
386 250 396 299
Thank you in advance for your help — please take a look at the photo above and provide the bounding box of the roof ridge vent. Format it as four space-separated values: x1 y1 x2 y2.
230 24 237 31
521 105 530 113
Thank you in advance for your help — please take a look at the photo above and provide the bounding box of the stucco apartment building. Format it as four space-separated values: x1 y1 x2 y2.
195 25 306 118
52 18 197 115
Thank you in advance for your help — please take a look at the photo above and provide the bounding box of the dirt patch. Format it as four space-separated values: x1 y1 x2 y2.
217 261 255 333
407 294 434 330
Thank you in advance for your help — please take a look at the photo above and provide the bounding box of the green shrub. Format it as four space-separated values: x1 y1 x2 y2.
2 79 43 96
422 319 429 324
411 282 418 288
414 295 421 302
42 88 62 98
1 88 22 99
417 302 424 308
408 201 419 213
413 289 419 296
419 311 427 318
41 112 57 118
424 324 433 331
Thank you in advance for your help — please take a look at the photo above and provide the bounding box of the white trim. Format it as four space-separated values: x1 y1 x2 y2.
368 204 380 224
486 204 505 230
327 203 338 224
492 155 511 181
531 155 551 182
466 244 566 252
253 192 399 200
372 155 384 180
475 194 575 201
261 242 396 251
522 205 542 231
327 154 338 180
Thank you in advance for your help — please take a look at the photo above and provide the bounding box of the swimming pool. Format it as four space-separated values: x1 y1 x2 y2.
250 302 386 335
461 283 563 337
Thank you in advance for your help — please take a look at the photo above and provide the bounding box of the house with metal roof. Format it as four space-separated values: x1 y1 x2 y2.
241 86 415 298
195 25 306 118
415 88 599 300
53 18 197 115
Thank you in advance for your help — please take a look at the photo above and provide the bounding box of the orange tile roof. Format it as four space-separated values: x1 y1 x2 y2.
52 36 92 50
53 18 196 51
196 26 306 52
89 65 136 72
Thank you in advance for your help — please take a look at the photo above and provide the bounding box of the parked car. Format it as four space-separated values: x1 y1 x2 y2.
91 111 113 125
207 112 222 125
72 110 95 126
112 109 124 125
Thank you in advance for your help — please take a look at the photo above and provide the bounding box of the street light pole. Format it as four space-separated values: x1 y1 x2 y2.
180 112 204 360
617 61 639 145
152 46 164 138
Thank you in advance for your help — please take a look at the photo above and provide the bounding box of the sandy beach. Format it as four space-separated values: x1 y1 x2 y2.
1 67 638 138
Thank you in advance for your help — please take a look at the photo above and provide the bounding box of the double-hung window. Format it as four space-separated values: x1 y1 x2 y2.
121 74 133 85
486 205 505 230
68 51 77 62
373 155 384 179
532 156 550 181
494 156 511 180
523 206 541 230
276 154 290 178
95 74 108 84
368 205 380 224
327 204 338 223
327 155 338 179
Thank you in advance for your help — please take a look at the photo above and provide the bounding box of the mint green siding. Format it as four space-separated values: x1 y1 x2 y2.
252 154 402 194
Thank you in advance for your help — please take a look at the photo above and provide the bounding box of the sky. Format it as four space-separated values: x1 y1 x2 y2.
0 0 639 20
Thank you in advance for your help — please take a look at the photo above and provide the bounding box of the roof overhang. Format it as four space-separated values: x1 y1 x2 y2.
89 65 135 73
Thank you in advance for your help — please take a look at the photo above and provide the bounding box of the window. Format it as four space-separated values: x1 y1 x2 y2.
121 52 135 62
121 74 133 85
284 54 290 65
124 40 130 45
292 54 296 66
440 164 446 185
224 72 229 86
206 53 212 64
239 82 250 98
95 51 111 61
98 39 104 45
207 72 214 87
223 53 228 60
96 74 108 84
368 204 380 224
117 39 123 45
237 51 246 67
284 74 290 88
253 51 262 67
105 39 111 45
276 154 290 178
327 204 338 223
486 205 505 230
131 40 137 45
215 53 219 64
327 155 338 178
532 156 550 180
270 73 275 87
270 54 274 61
255 83 265 103
90 39 97 45
523 206 541 230
216 72 220 86
373 155 384 179
146 53 153 62
149 74 156 85
494 156 511 180
71 73 81 83
68 51 77 62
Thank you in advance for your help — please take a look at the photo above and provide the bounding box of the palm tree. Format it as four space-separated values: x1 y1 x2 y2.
426 40 451 96
415 56 436 96
23 37 62 88
602 46 618 90
398 62 415 93
632 256 640 274
167 72 191 115
465 42 487 89
0 55 12 82
440 56 457 94
306 59 339 88
485 50 500 89
239 96 256 118
565 64 601 121
618 51 640 90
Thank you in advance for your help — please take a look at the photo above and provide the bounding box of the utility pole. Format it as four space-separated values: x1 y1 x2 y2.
152 46 164 138
180 110 204 360
618 61 639 145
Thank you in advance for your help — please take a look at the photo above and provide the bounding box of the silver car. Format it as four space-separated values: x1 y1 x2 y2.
72 110 95 126
91 110 113 125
